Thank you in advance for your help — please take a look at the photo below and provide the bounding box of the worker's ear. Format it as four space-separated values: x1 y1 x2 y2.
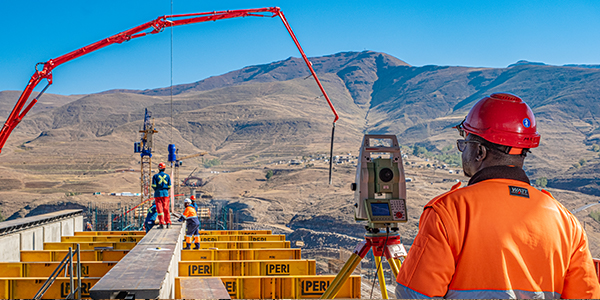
475 144 488 162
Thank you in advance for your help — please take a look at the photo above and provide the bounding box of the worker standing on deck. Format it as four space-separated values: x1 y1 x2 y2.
144 201 158 233
152 162 171 229
395 93 600 299
179 198 200 250
190 195 199 213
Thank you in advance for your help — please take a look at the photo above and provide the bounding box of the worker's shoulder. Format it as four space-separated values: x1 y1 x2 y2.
538 188 575 216
426 179 550 208
425 181 464 207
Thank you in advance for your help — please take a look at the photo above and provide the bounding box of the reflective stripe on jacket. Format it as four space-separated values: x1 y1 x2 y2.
396 174 600 299
145 204 157 223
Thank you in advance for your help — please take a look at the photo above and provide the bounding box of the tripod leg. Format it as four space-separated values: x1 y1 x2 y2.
320 253 362 299
388 258 400 278
375 256 389 299
321 240 371 299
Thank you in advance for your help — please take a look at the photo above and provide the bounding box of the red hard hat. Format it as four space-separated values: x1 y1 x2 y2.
190 195 196 201
158 162 166 169
459 93 540 149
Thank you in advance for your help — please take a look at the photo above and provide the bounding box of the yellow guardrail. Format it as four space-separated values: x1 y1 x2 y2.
74 231 145 236
0 262 117 278
0 277 100 299
175 275 361 299
179 259 316 277
198 230 272 236
61 236 144 243
43 242 137 251
183 241 290 249
181 248 301 261
196 234 285 242
21 250 129 262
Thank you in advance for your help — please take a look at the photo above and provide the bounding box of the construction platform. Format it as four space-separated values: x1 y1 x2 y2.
0 210 362 299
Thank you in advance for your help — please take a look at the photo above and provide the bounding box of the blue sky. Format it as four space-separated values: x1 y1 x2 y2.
1 0 599 95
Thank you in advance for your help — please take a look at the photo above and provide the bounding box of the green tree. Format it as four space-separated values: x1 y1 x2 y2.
0 208 4 222
592 144 600 152
535 177 548 188
265 170 274 181
441 144 454 152
203 158 221 168
413 146 428 156
579 158 587 166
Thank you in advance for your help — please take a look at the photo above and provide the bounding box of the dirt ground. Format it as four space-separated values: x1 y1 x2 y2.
2 145 600 258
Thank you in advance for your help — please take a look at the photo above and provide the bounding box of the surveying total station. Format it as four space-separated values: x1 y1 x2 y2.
321 135 408 299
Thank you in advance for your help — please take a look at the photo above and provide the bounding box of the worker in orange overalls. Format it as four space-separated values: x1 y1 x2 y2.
179 198 200 250
152 162 171 229
396 93 600 299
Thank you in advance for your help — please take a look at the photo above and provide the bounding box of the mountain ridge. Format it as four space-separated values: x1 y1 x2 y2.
1 50 599 196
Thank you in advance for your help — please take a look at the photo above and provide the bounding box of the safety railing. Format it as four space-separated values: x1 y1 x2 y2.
33 244 82 300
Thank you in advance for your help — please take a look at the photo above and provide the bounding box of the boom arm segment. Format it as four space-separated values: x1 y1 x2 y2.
0 7 338 153
178 152 208 161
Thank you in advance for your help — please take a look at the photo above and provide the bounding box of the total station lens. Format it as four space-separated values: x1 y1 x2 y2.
379 168 394 182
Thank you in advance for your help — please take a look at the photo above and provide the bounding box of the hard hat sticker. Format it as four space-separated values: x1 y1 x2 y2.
523 118 531 128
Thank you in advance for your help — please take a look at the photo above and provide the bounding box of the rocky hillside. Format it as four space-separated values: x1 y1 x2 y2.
1 51 600 254
3 50 597 194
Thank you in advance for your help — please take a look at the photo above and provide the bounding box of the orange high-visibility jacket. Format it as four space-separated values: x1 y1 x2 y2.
396 168 600 299
183 206 198 219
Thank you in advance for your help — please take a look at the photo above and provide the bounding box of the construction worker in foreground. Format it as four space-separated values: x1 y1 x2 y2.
152 162 171 229
179 198 200 250
395 93 600 299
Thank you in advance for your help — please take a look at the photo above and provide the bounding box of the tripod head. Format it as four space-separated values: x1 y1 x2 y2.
352 135 408 231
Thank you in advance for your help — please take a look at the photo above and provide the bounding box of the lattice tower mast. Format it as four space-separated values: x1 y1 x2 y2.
136 109 157 227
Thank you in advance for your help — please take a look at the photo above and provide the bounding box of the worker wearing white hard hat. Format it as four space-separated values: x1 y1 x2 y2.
179 198 200 250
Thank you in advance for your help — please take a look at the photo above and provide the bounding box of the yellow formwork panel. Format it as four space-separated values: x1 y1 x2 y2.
21 250 92 262
198 230 272 236
74 231 145 236
62 236 144 243
0 262 117 277
179 260 316 277
43 242 137 251
196 234 285 242
0 277 100 299
181 248 301 261
184 241 290 249
21 250 129 262
175 275 361 299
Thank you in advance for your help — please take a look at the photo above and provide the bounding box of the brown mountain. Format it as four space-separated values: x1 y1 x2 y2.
2 51 599 195
2 51 600 255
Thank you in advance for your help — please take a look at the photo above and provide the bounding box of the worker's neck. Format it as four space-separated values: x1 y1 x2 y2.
468 165 530 186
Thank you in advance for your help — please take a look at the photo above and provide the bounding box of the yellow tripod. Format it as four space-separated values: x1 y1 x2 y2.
321 230 406 299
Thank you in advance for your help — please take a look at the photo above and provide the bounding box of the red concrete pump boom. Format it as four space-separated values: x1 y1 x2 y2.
0 7 339 155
